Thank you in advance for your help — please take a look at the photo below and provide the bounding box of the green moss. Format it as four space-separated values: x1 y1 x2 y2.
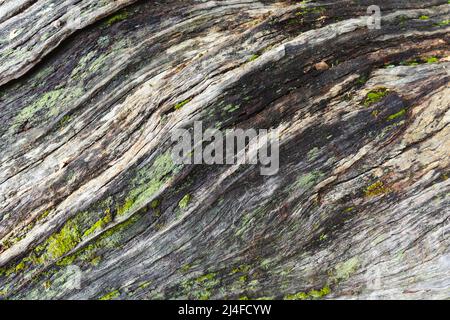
178 194 191 210
284 286 330 300
114 152 175 218
59 115 71 128
180 263 192 273
181 272 219 300
117 197 135 216
247 54 260 62
231 264 251 275
83 209 113 237
174 99 191 110
309 286 331 298
425 57 439 64
435 19 450 26
419 15 429 20
90 256 102 266
13 260 26 274
364 88 389 106
196 273 216 283
224 104 240 113
138 281 151 290
57 255 76 267
58 214 141 267
46 220 82 260
364 181 390 197
150 199 160 209
99 289 120 300
387 109 406 121
106 11 129 26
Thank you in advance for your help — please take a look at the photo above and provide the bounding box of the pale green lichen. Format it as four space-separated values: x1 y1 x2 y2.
284 286 331 300
14 89 64 129
13 86 84 131
99 289 120 300
332 257 360 282
117 152 176 217
178 194 191 209
293 170 324 191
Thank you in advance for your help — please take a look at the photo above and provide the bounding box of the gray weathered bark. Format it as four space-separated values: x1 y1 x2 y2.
0 0 449 300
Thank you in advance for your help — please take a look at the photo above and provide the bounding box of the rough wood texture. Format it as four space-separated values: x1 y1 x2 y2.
0 0 449 300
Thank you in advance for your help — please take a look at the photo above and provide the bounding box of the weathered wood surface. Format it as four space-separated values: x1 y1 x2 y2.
0 0 449 300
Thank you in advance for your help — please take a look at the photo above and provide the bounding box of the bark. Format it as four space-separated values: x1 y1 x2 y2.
0 0 449 300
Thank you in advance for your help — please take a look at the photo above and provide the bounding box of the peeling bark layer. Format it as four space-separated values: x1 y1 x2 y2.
0 0 449 300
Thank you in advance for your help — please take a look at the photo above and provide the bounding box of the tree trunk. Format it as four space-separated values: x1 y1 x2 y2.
0 0 449 300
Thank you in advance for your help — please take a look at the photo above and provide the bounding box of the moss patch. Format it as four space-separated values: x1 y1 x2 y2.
45 220 82 261
247 54 260 62
106 11 129 26
178 194 191 210
174 99 191 110
284 286 331 300
99 289 120 300
363 88 389 106
180 272 219 300
364 181 391 197
82 209 113 238
386 108 406 121
118 152 176 217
